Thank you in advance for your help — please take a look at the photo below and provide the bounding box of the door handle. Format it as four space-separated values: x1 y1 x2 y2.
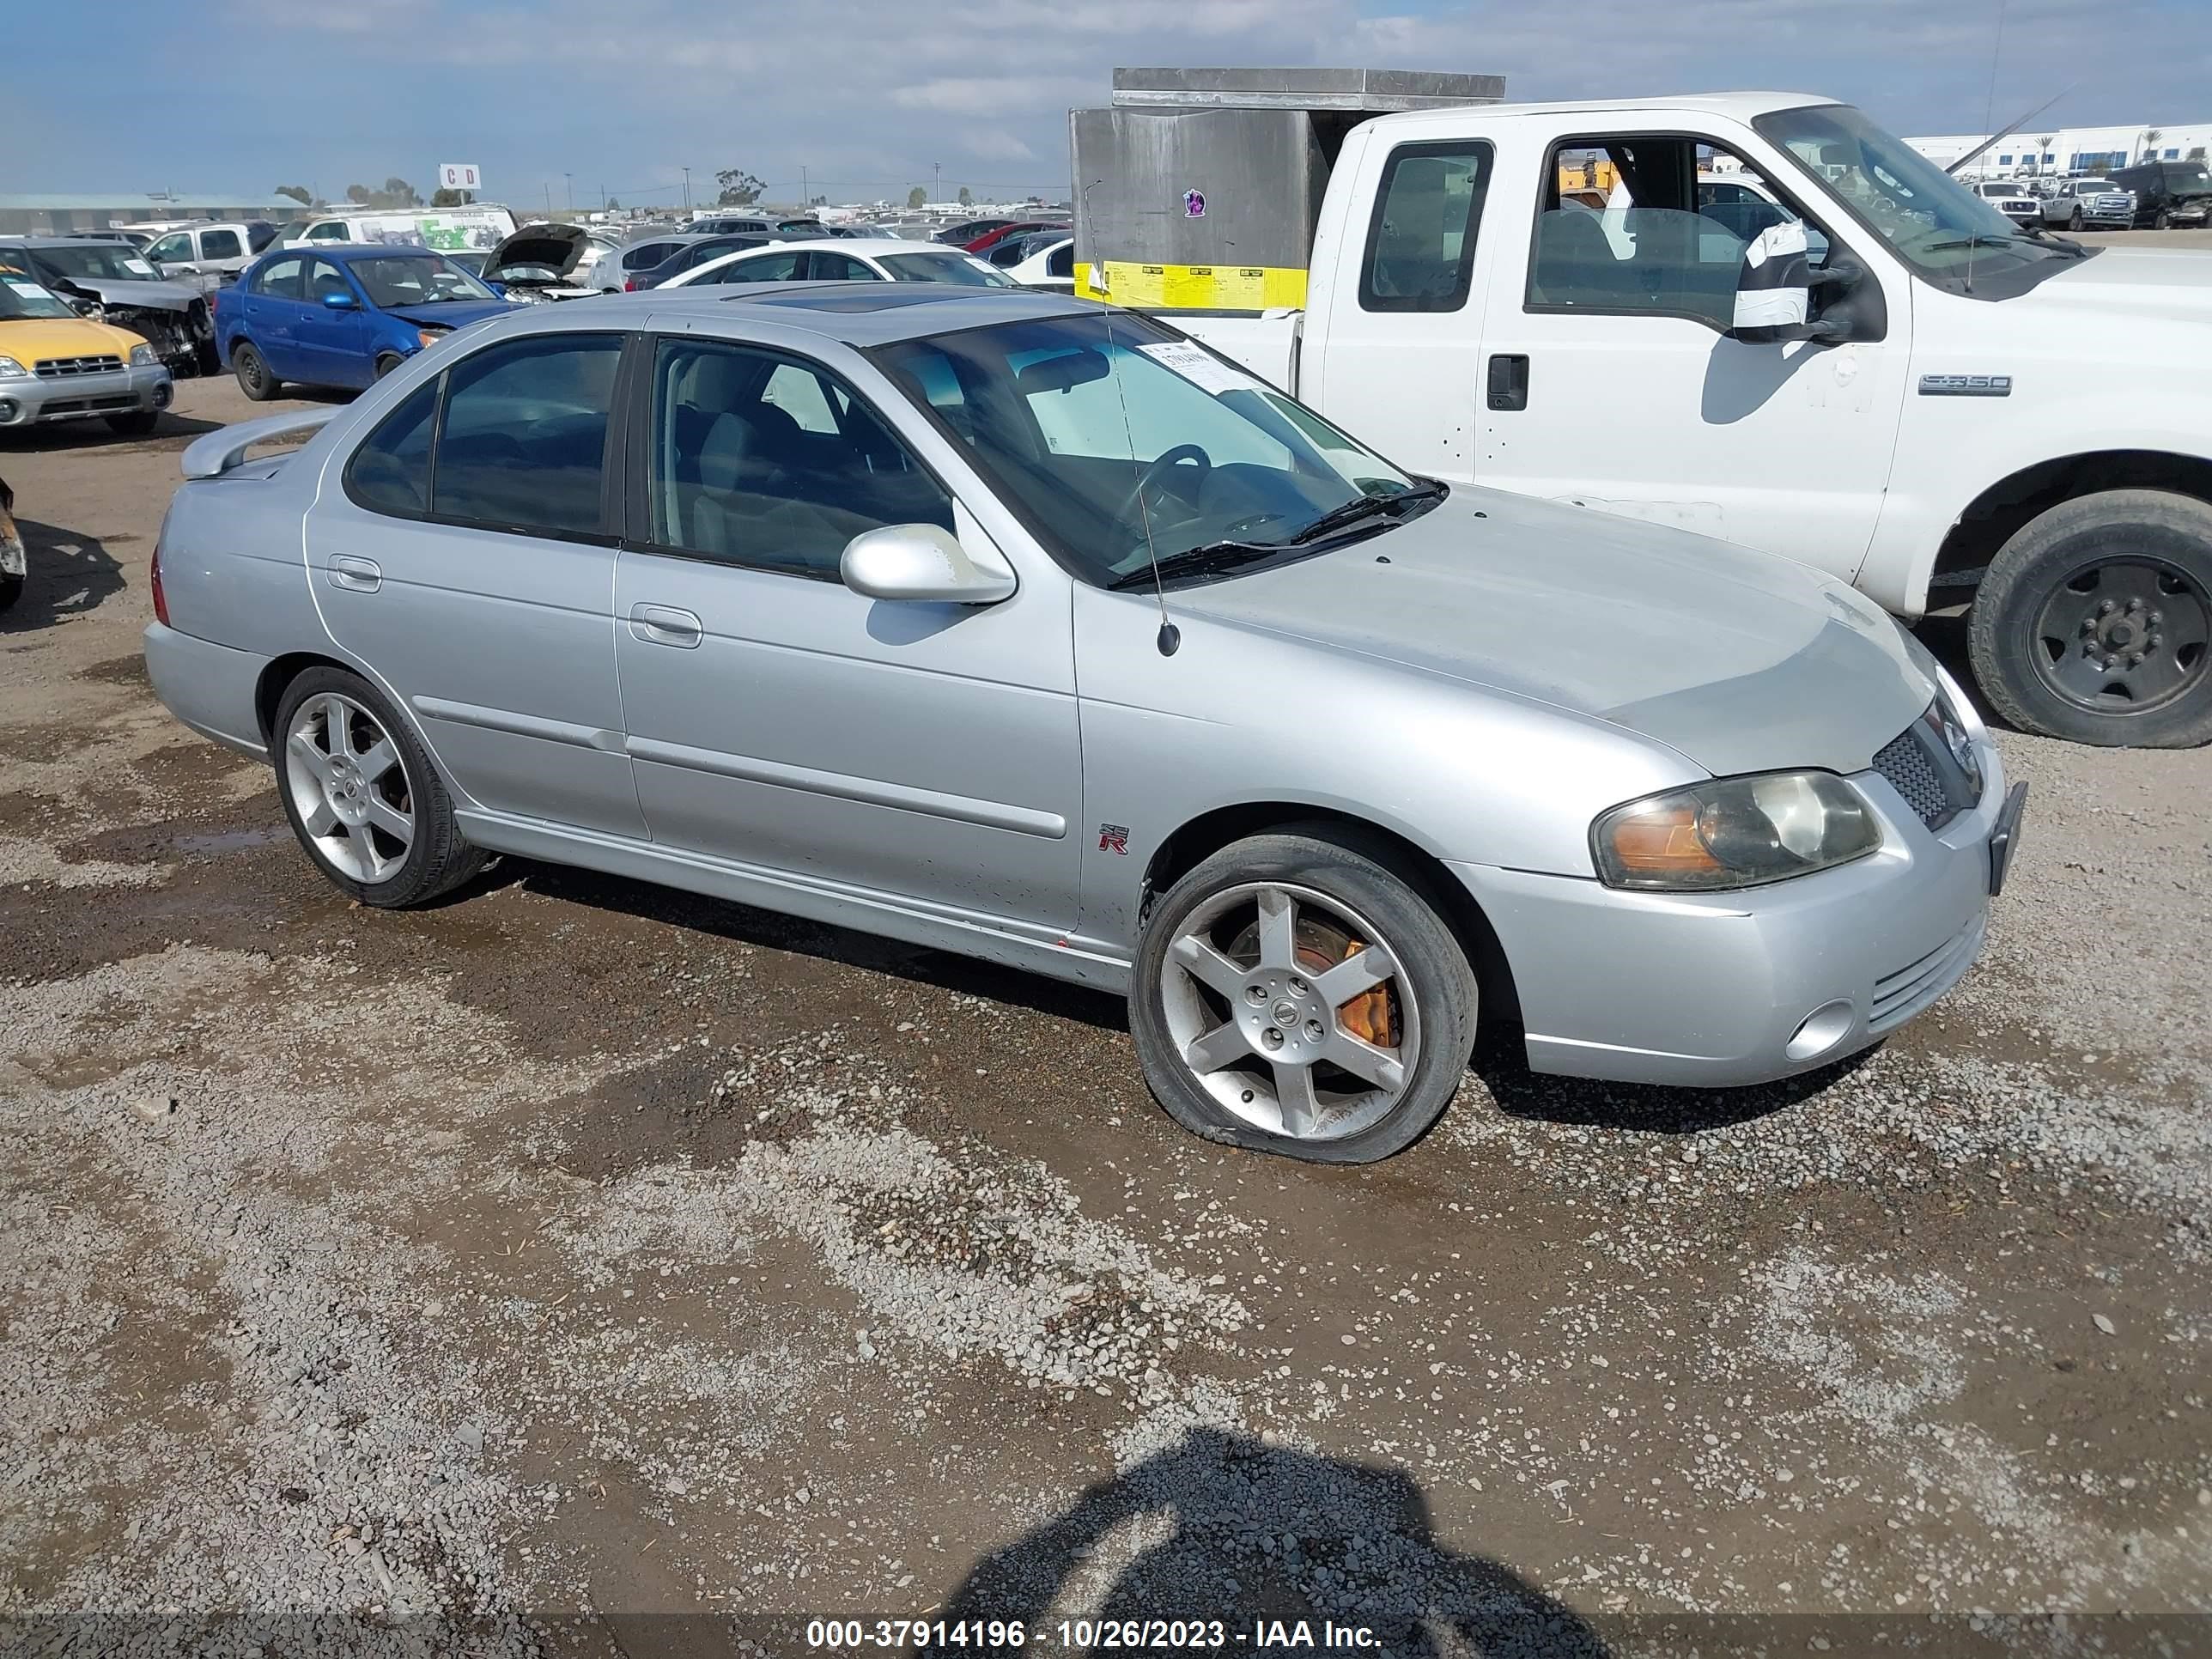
1486 354 1530 412
328 555 382 592
629 603 702 648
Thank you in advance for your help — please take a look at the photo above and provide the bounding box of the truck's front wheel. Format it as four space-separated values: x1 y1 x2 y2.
1968 489 2212 747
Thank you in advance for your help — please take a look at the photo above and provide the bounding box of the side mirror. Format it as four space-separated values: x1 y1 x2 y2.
841 523 1016 605
320 289 360 311
1728 222 1865 345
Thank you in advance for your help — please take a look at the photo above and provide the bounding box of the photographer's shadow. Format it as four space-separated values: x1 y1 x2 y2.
943 1427 1607 1656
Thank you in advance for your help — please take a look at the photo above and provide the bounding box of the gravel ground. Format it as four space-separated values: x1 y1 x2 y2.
2 376 2209 1657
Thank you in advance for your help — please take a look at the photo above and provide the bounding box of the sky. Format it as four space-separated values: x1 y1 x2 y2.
8 0 2208 209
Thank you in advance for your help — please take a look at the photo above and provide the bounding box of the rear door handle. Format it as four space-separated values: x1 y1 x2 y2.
328 555 381 592
1486 354 1530 412
629 602 702 648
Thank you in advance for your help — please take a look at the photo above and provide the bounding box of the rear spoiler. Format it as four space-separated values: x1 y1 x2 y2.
179 408 339 480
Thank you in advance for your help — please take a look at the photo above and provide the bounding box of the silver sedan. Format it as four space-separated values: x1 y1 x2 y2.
142 287 2023 1162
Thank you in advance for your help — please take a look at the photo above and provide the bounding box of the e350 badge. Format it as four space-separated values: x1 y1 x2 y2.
1918 373 2013 397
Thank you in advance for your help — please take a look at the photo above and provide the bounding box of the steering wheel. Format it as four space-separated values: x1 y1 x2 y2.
1117 443 1212 531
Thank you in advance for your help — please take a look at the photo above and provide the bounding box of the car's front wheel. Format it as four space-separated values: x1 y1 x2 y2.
1130 828 1479 1163
271 667 486 907
2069 205 2085 230
232 342 278 402
1968 489 2212 747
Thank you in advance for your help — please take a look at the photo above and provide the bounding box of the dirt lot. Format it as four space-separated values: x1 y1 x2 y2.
3 373 2209 1658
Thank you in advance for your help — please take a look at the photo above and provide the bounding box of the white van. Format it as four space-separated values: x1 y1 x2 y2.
278 205 519 253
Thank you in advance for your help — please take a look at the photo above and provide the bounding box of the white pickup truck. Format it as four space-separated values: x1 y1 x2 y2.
1132 93 2212 747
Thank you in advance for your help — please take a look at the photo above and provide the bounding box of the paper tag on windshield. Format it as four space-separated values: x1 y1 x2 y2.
124 258 155 275
4 279 52 301
1137 340 1262 398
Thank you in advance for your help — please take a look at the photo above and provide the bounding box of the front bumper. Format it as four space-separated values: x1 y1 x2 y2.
1452 740 2011 1088
0 364 172 427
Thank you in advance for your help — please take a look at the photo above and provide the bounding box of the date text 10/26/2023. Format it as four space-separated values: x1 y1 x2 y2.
805 1619 1382 1650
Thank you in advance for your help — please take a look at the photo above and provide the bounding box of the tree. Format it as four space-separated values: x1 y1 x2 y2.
907 185 927 210
429 186 475 207
2142 129 2163 161
605 197 621 210
382 176 422 208
345 184 372 205
714 168 764 206
957 185 973 206
274 184 312 206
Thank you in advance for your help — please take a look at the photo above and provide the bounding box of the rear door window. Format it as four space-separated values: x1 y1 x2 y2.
255 257 307 301
200 229 243 261
343 378 440 518
431 333 623 538
716 250 803 283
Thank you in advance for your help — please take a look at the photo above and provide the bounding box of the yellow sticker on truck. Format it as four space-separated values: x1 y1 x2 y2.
1075 261 1308 312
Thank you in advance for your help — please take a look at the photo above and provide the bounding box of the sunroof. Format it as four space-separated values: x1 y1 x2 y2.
738 287 976 313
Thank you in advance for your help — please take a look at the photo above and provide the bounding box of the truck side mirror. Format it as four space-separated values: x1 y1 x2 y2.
1729 220 1821 344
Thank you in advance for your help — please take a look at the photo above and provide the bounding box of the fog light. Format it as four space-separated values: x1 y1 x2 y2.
1785 999 1856 1062
0 398 16 422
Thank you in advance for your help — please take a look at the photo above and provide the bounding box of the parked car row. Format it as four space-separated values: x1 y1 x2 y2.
1962 161 2212 231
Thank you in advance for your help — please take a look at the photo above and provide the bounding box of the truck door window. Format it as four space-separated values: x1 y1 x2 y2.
148 234 191 266
1528 137 1828 330
1360 141 1494 313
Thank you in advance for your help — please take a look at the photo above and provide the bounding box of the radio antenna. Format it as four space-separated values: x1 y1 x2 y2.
1083 175 1178 656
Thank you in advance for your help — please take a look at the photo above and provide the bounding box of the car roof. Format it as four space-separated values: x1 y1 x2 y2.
726 237 979 259
1366 90 1840 134
635 282 1093 346
272 243 468 261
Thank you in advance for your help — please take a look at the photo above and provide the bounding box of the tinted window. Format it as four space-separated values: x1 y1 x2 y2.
344 378 439 517
647 339 952 579
200 229 243 261
878 251 1015 286
308 223 348 241
1360 142 1493 313
1047 243 1074 279
255 257 307 300
309 260 353 304
717 250 802 283
432 334 622 537
148 234 191 264
805 251 872 282
623 242 672 270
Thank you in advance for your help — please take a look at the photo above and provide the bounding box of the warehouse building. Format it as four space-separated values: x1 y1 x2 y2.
1905 121 2211 179
0 191 301 236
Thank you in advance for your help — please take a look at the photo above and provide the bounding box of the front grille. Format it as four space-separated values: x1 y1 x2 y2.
1870 916 1987 1030
33 354 124 379
1871 700 1982 831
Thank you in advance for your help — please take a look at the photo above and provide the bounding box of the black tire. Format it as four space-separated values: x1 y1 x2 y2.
2155 209 2174 230
1129 825 1479 1164
0 572 21 613
2069 205 2084 230
374 354 404 380
1967 489 2212 747
233 341 278 402
270 665 487 908
105 410 160 437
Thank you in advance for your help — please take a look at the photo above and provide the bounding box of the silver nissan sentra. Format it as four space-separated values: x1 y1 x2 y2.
143 286 2025 1163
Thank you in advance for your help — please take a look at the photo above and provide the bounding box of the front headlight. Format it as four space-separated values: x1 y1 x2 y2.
0 356 27 380
1593 771 1881 891
416 329 444 349
128 343 158 368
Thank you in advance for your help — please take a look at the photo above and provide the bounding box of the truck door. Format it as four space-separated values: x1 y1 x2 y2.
1298 134 1499 483
1469 129 1911 584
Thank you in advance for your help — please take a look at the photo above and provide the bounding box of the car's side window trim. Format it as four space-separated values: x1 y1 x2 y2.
340 331 629 544
1358 137 1496 314
618 331 961 584
1520 127 1852 333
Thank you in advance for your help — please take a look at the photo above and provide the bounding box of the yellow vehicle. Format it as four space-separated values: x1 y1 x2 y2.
0 264 173 438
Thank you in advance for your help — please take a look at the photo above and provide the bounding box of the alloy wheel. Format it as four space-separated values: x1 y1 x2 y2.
2032 556 2210 714
1159 882 1419 1143
283 692 414 882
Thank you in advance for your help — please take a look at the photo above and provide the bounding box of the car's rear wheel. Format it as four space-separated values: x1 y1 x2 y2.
271 667 486 907
233 342 278 402
1130 828 1479 1163
105 410 160 437
1968 489 2212 747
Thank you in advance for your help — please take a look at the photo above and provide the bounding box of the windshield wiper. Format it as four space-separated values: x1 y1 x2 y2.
1921 232 2028 252
1286 481 1447 545
1106 541 1284 590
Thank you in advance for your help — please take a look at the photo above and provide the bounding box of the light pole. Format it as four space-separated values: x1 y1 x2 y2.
933 161 941 203
564 173 573 212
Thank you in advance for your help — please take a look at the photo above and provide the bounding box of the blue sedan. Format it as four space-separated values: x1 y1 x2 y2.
216 244 515 398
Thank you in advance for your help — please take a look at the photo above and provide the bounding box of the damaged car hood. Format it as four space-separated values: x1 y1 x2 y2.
483 222 590 282
1169 489 1936 779
381 300 523 332
43 274 204 312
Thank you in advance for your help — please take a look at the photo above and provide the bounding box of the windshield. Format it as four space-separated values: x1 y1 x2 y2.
872 313 1425 588
349 255 495 307
27 243 163 283
1754 104 2074 289
879 251 1016 287
2167 164 2212 193
0 272 79 321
